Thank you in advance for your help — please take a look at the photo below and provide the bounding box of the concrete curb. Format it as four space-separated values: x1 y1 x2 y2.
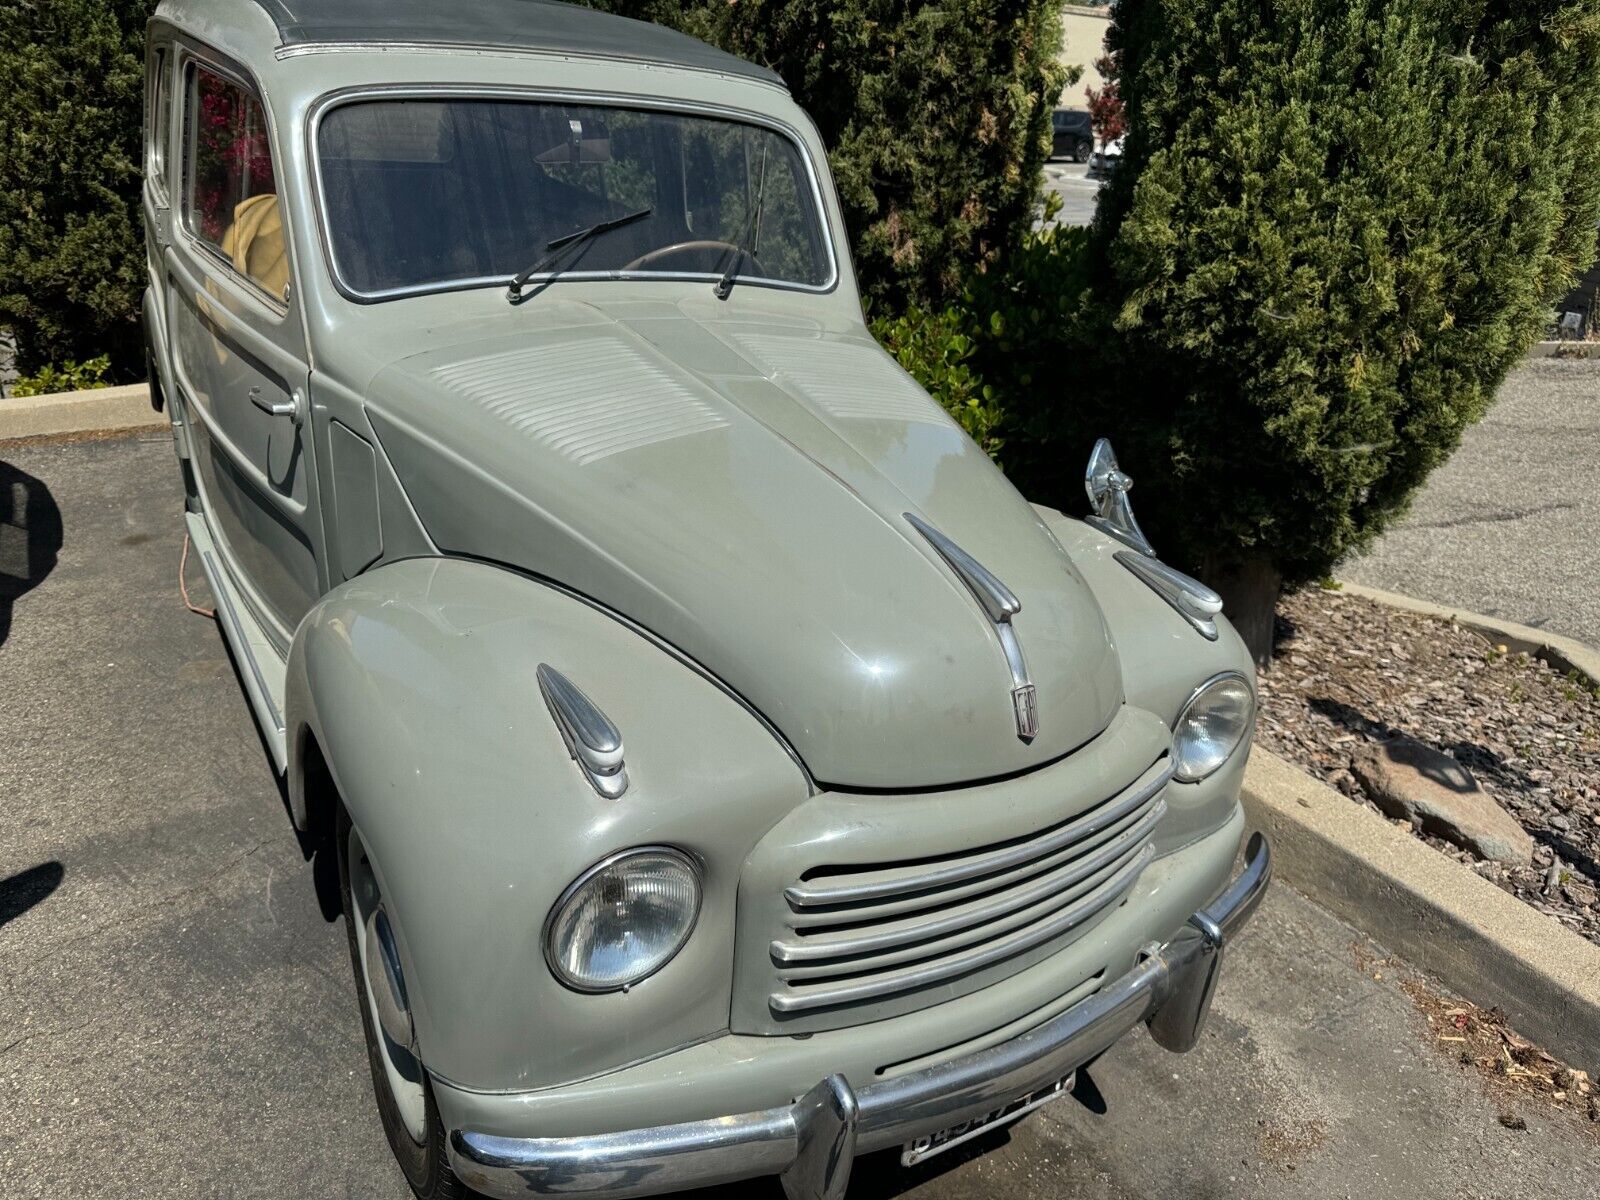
0 383 166 442
1243 748 1600 1073
1336 579 1600 691
1526 340 1598 359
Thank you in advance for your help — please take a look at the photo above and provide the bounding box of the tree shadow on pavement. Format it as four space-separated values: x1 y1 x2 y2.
0 458 64 647
0 861 65 929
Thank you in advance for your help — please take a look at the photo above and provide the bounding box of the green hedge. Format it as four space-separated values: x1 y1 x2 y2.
874 206 1093 460
885 1 1600 663
0 1 155 380
1043 0 1600 611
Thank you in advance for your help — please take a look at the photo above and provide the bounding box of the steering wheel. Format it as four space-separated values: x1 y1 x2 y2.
623 240 765 275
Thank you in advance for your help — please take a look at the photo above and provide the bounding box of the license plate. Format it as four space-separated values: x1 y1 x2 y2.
900 1073 1074 1167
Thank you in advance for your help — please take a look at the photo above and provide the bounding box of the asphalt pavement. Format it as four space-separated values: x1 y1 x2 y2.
1041 160 1102 228
3 432 1597 1198
1342 358 1600 648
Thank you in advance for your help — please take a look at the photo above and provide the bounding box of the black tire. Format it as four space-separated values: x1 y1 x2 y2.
1073 138 1092 164
337 803 469 1200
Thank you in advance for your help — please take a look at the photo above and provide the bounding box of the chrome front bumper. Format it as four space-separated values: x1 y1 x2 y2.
450 833 1271 1200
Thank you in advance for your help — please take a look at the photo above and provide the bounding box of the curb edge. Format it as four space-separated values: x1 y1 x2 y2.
1243 747 1600 1073
1335 579 1600 692
0 383 166 443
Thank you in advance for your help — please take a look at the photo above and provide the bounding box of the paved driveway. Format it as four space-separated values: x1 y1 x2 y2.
1041 160 1101 228
1342 358 1600 647
2 433 1596 1197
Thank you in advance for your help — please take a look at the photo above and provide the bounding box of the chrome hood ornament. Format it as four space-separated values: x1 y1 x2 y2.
1085 439 1225 640
1085 438 1154 556
537 664 629 798
904 513 1039 741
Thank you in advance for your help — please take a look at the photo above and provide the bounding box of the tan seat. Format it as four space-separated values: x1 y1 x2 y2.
220 193 289 298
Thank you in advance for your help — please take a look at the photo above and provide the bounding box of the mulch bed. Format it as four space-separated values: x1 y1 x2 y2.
1256 587 1600 948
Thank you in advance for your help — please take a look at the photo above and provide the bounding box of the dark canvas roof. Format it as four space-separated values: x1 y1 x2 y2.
250 0 782 85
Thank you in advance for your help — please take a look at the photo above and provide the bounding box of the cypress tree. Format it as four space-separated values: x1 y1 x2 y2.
1013 0 1600 662
0 1 155 379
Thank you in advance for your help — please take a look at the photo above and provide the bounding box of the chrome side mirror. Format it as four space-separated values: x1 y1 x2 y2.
1084 438 1153 556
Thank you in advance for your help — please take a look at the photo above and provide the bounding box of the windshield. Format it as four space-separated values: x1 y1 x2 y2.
316 98 834 298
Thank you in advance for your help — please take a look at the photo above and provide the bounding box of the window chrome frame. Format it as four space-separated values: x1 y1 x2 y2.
305 84 842 304
145 45 171 204
174 41 293 316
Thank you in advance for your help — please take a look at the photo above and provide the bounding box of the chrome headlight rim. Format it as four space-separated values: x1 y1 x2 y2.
543 845 703 995
1171 670 1256 783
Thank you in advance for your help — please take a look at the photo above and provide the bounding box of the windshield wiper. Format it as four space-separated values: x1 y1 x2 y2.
715 148 769 300
506 207 653 301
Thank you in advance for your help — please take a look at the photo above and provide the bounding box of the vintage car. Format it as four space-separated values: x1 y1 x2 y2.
141 1 1269 1197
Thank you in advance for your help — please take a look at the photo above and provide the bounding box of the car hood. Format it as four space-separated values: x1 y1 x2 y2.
364 299 1122 788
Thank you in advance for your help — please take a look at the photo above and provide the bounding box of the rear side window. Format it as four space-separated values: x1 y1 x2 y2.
183 62 288 301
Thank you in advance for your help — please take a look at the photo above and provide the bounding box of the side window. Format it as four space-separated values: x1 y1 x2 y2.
146 49 169 193
183 61 288 301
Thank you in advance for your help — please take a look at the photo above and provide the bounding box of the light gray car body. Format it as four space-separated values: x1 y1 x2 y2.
141 1 1265 1195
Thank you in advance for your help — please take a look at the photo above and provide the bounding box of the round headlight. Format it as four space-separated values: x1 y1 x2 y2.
545 848 701 992
1172 673 1255 782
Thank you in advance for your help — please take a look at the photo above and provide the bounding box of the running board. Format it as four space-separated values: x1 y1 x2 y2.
184 512 289 773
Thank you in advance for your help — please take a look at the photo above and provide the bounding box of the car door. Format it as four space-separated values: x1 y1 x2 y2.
163 49 324 649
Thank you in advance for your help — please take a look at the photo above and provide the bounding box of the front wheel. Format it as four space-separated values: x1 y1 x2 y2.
337 803 468 1200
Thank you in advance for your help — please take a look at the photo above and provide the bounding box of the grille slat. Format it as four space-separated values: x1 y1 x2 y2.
785 788 1162 931
775 835 1151 981
785 758 1174 908
772 798 1166 964
768 843 1156 1013
764 754 1171 1018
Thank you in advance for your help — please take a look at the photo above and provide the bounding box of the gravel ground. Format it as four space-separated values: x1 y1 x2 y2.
1257 587 1600 947
1341 357 1600 648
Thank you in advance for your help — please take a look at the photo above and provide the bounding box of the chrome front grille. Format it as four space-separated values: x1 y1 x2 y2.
764 755 1172 1023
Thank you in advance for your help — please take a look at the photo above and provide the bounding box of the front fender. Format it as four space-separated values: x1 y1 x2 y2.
285 557 810 1092
1038 508 1256 853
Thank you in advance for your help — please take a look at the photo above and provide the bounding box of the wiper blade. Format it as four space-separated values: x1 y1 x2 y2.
715 147 769 301
507 207 652 301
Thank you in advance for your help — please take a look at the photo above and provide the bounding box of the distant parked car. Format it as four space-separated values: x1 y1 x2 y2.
1091 135 1126 177
1051 109 1095 162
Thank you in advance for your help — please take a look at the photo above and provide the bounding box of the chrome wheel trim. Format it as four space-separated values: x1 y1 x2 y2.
348 829 428 1144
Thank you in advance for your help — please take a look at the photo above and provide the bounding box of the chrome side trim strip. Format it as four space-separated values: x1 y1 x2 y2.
447 836 1272 1200
903 512 1037 740
1114 551 1224 641
785 757 1174 908
537 664 628 799
770 799 1167 964
903 512 1020 622
769 844 1156 1014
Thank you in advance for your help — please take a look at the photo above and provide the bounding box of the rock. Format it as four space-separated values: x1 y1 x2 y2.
1352 735 1535 867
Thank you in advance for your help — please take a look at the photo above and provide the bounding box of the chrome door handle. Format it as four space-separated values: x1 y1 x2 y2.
249 386 306 427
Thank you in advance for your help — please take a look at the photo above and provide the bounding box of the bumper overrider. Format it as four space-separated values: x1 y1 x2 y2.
450 833 1271 1200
